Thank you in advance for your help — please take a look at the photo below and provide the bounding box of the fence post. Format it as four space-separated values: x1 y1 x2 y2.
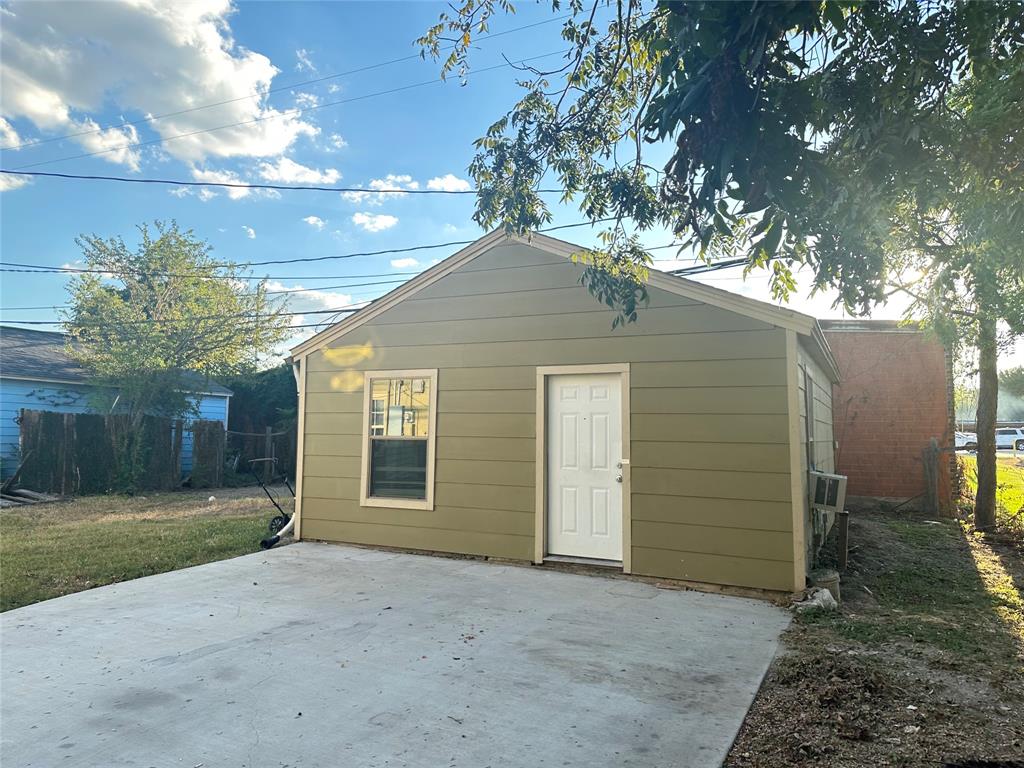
264 426 274 484
922 437 940 515
837 510 850 572
62 413 75 497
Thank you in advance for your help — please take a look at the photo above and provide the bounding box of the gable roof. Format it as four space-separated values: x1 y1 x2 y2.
289 230 840 380
0 326 233 396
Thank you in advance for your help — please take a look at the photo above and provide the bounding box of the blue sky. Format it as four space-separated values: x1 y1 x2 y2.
0 0 1019 370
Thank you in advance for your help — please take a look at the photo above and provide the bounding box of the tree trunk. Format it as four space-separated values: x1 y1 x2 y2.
974 314 999 531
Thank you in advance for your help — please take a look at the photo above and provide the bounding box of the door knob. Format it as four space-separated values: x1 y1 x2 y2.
615 475 623 483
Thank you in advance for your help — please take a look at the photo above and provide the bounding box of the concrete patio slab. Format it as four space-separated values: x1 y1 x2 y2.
1 542 790 767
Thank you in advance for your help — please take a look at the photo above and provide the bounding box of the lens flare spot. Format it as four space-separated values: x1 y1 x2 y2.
330 371 364 392
322 343 374 367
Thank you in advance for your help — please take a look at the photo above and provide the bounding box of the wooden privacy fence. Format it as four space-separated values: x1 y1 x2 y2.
190 420 225 489
17 409 226 495
225 425 296 482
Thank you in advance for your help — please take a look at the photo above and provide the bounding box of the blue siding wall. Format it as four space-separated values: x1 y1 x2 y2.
180 394 230 472
0 377 229 479
0 380 92 473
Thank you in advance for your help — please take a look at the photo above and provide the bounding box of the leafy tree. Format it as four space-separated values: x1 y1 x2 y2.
224 364 298 433
874 56 1024 528
1001 367 1024 400
64 220 290 429
223 364 299 479
420 0 1024 529
954 385 979 425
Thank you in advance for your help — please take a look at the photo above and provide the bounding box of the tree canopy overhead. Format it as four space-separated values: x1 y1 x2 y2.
421 0 1021 310
422 0 1024 529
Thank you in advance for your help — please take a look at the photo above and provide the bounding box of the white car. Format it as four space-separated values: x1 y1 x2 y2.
955 431 978 450
996 427 1024 451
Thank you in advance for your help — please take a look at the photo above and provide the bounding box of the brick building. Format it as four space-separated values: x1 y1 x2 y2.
821 320 955 513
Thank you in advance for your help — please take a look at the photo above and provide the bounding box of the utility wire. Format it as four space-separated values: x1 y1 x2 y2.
0 13 575 153
0 219 622 277
0 255 761 324
0 169 566 195
9 50 569 171
1 306 366 327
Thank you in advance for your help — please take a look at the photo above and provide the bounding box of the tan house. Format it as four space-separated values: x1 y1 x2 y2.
287 230 839 594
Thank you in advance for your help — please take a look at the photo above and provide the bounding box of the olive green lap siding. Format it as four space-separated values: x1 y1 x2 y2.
797 340 838 568
301 242 796 590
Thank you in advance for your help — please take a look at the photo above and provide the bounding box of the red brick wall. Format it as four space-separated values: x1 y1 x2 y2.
824 329 953 510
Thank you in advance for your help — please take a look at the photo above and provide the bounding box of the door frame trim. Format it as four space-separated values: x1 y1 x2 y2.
535 363 631 573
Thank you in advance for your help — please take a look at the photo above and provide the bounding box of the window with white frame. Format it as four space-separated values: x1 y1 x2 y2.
360 370 437 508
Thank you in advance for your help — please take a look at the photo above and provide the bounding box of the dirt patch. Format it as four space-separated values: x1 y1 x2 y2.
726 506 1024 767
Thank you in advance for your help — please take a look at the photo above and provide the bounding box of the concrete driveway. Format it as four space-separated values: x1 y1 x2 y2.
1 543 790 767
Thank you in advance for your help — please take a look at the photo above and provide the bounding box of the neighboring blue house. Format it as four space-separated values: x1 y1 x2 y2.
0 326 232 478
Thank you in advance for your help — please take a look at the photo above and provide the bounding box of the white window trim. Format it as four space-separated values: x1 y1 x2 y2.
359 369 438 511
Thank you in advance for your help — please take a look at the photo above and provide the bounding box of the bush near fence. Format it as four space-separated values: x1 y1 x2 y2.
16 409 225 495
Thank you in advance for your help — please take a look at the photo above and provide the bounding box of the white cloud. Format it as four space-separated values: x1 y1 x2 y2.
327 83 341 94
294 92 319 109
62 258 113 278
426 173 472 192
0 117 21 147
75 118 141 170
267 281 354 312
295 48 316 73
270 280 374 350
0 169 29 192
327 132 347 150
258 157 340 184
0 2 318 168
303 215 325 230
168 186 190 198
242 225 256 239
352 212 398 233
192 167 251 199
390 257 419 269
341 174 419 205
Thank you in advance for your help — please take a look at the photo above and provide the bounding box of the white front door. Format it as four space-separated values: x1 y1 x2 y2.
546 373 623 561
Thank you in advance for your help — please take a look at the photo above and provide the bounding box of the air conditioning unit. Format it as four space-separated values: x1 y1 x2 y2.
809 471 848 514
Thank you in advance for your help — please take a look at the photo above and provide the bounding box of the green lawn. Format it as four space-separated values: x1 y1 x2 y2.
799 513 1023 663
0 487 289 612
960 454 1024 538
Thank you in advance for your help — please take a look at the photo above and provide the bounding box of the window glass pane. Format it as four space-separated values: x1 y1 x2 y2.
369 378 431 437
369 439 427 499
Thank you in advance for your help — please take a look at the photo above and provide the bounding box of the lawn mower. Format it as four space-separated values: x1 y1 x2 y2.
248 458 295 549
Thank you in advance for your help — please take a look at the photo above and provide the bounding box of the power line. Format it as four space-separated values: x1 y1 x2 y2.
0 254 772 328
0 169 567 196
2 251 699 312
0 13 575 153
0 321 350 332
1 280 397 310
0 219 622 277
9 50 569 171
0 305 365 327
0 256 763 324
